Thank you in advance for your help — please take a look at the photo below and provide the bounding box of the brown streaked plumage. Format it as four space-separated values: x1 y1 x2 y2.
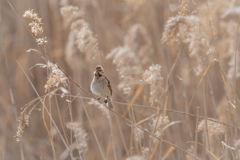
91 65 113 108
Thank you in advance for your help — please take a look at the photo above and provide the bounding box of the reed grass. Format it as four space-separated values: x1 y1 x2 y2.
1 0 240 159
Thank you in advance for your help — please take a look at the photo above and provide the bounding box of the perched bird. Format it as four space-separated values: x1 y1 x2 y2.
91 65 113 108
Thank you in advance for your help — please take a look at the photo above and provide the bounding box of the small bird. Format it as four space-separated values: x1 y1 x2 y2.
91 65 113 108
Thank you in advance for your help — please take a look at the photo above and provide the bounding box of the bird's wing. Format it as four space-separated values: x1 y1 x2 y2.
104 77 112 96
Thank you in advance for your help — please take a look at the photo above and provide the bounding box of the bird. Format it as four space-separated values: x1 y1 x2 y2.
91 65 113 108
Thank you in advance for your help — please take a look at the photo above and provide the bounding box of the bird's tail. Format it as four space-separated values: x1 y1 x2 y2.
107 97 113 109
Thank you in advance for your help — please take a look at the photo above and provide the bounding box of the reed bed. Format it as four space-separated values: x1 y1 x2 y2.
0 0 240 159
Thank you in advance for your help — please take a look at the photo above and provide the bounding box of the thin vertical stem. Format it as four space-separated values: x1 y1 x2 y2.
234 14 240 160
79 97 106 160
109 116 117 160
17 61 73 159
194 107 200 160
0 9 24 160
202 58 210 152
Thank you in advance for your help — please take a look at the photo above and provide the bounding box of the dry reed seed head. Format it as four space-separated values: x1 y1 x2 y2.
24 114 30 126
23 9 44 36
88 99 110 118
161 15 199 44
149 115 170 131
188 33 208 57
107 46 139 94
125 155 145 160
65 29 79 68
70 19 88 31
106 24 152 95
111 47 137 70
29 21 44 36
76 26 98 59
193 64 203 77
15 115 24 142
134 127 144 142
226 20 239 56
41 61 68 92
142 147 149 158
66 122 88 153
36 37 48 46
123 85 131 95
142 64 163 106
149 115 169 142
178 0 189 16
201 39 215 55
60 5 84 26
23 9 42 23
225 20 240 80
198 119 225 136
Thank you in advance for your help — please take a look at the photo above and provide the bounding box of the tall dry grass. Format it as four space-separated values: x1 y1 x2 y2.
0 0 240 159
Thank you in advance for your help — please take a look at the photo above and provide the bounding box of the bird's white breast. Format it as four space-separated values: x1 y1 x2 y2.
91 76 105 97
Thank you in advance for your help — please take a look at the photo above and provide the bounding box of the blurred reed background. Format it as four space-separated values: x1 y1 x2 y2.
0 0 240 159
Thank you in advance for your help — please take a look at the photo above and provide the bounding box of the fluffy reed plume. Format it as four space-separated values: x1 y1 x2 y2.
15 60 69 141
23 9 48 48
76 26 98 55
134 127 144 142
188 33 215 57
66 122 88 153
125 155 145 160
106 24 152 95
61 5 98 64
70 19 88 31
162 11 216 77
60 6 84 27
188 32 215 76
23 9 43 36
224 20 240 80
198 119 225 136
16 10 48 142
65 29 79 68
161 14 215 55
88 99 110 118
15 100 40 141
36 37 48 46
41 61 68 93
141 147 150 158
149 115 169 142
64 20 88 68
161 15 199 44
178 0 189 16
142 64 163 106
15 114 24 142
